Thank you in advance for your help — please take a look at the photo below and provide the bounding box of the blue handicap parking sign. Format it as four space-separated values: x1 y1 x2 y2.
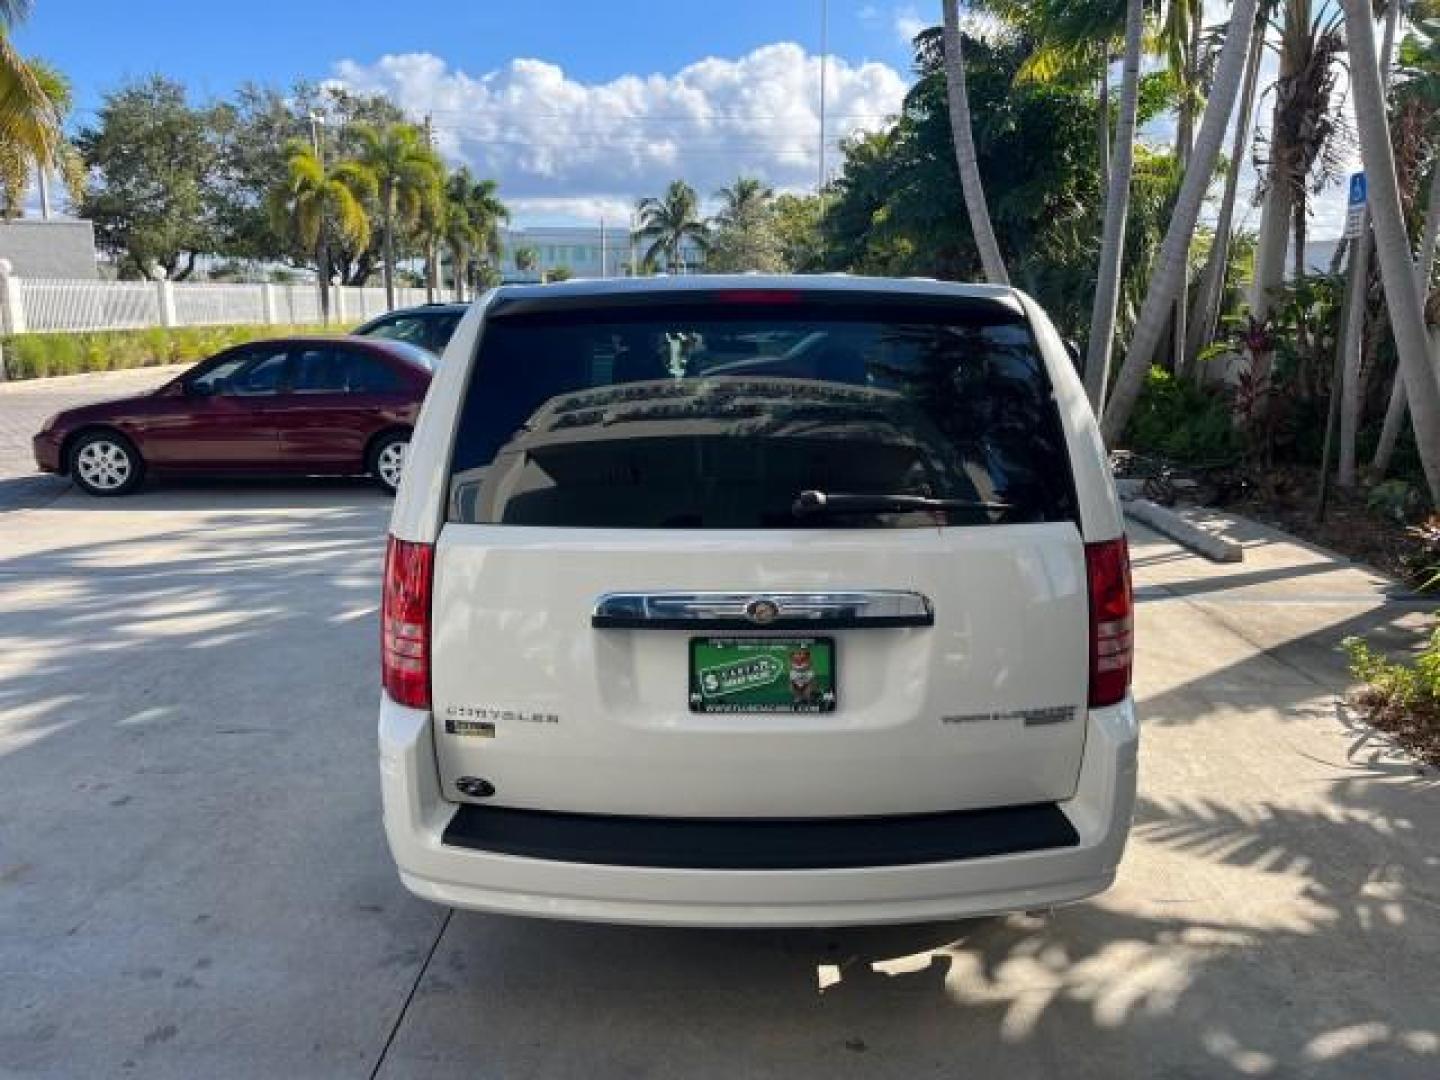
1349 173 1367 206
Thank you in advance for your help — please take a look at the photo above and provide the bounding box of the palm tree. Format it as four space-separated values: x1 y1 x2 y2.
1341 0 1440 502
714 176 773 229
442 169 507 297
0 56 82 219
708 175 784 272
1083 0 1144 409
1185 4 1270 373
513 245 539 279
1372 2 1440 478
0 2 60 185
354 122 444 308
1248 0 1349 382
634 180 709 272
1372 160 1440 478
1101 0 1263 442
941 0 1008 285
1337 1 1403 488
267 139 375 324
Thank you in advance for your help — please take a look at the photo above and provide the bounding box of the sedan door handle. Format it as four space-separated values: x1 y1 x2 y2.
591 590 934 630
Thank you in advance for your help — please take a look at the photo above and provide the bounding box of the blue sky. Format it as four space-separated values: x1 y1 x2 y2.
17 1 930 223
15 1 1354 235
16 1 920 112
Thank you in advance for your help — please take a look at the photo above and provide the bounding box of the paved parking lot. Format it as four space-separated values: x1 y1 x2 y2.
1 475 1437 1077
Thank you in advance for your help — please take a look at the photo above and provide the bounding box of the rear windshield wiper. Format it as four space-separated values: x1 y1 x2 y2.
791 489 1013 517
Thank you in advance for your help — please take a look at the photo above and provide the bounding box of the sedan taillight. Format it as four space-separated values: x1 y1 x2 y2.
382 536 433 709
1085 537 1133 708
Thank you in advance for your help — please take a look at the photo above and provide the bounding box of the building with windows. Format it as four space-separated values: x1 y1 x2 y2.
498 225 705 281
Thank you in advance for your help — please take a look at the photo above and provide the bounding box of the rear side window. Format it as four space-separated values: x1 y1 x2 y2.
294 348 403 393
447 298 1076 529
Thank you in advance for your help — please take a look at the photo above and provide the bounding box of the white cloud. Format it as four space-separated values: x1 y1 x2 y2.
894 5 927 46
331 44 907 226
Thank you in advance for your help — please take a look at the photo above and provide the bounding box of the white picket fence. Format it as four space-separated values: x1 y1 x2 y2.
0 276 433 335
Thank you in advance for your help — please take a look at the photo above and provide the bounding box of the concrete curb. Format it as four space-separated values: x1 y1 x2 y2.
1124 498 1244 563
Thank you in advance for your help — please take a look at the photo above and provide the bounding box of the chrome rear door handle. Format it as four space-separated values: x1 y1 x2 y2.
591 590 933 630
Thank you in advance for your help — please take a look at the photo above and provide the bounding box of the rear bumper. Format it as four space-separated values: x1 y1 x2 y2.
379 695 1138 927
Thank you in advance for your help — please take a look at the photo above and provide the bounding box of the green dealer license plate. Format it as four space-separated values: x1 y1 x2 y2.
689 637 836 713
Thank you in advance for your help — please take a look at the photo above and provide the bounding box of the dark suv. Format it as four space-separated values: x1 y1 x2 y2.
353 303 468 356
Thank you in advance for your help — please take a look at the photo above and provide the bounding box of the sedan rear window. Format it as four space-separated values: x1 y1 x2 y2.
447 297 1075 529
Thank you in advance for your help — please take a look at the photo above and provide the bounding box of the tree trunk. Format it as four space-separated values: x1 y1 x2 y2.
1335 0 1402 487
1186 10 1266 376
1249 1 1310 384
382 183 397 310
942 0 1009 286
317 241 331 325
1083 0 1145 410
1097 56 1111 197
1171 10 1204 376
1101 0 1261 443
1343 0 1440 502
1372 159 1440 478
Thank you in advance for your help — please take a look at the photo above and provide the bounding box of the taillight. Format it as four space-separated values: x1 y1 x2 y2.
382 536 433 709
1085 537 1133 708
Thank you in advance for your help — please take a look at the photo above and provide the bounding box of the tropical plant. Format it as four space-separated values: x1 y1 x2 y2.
0 1 60 192
354 122 445 308
0 56 82 218
1186 5 1269 372
1372 2 1440 479
513 246 539 277
707 176 785 272
770 192 826 272
1342 0 1440 503
266 138 375 323
1248 0 1351 386
442 168 508 298
1101 0 1263 442
1085 0 1144 408
941 0 1008 284
634 180 709 272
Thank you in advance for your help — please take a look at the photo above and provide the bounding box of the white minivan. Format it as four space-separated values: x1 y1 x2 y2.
379 275 1137 927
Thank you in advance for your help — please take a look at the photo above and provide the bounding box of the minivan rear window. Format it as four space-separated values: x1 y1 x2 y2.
446 296 1076 529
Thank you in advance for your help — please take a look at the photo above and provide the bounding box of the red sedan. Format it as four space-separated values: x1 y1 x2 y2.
32 336 434 497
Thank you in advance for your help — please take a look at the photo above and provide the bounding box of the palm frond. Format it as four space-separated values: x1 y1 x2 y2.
0 33 59 164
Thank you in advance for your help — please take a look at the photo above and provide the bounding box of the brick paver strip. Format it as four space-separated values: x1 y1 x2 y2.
0 365 186 482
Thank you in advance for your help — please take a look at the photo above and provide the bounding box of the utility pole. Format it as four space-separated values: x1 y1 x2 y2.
309 111 330 325
600 217 607 278
816 0 829 266
817 0 828 195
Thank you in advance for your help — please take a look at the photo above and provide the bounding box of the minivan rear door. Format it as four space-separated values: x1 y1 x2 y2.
429 291 1090 818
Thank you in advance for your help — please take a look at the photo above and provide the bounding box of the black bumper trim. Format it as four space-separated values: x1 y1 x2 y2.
441 802 1079 870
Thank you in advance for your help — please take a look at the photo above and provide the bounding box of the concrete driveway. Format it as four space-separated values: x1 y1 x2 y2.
0 483 1436 1078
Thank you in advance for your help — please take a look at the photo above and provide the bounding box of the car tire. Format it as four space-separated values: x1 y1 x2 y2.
369 431 409 495
69 430 145 497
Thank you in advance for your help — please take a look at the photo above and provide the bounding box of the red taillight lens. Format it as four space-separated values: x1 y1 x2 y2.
1085 537 1133 708
382 536 433 709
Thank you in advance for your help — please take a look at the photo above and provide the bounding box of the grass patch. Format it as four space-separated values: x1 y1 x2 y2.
0 323 352 381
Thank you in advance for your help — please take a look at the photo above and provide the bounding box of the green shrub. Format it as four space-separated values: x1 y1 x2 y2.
0 323 349 381
1343 623 1440 765
1124 365 1240 463
1343 626 1440 712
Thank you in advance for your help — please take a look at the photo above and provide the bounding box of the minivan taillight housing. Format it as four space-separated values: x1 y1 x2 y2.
382 536 433 709
1085 537 1133 708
